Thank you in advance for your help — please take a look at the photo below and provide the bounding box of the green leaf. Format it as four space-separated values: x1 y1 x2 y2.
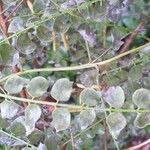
25 104 41 135
44 128 61 150
27 76 49 97
0 115 7 129
107 113 127 139
132 88 150 109
38 143 47 150
8 122 26 137
50 78 73 101
134 113 150 128
78 109 96 130
128 65 143 81
4 75 29 94
8 17 24 33
36 25 52 42
0 100 20 119
16 33 36 54
51 108 71 132
141 45 150 53
33 0 46 13
79 88 100 106
102 86 125 108
27 129 44 145
0 43 13 65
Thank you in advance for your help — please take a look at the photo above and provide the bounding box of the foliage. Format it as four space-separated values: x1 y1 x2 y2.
0 0 150 150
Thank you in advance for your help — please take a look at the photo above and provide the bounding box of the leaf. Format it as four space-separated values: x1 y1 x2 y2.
134 113 150 128
141 46 150 53
132 88 150 109
8 122 26 137
0 43 13 65
78 109 96 130
38 143 47 150
0 100 20 119
36 25 52 42
51 108 71 132
44 128 61 150
4 75 29 94
8 17 24 33
0 115 7 129
27 129 44 145
27 76 49 97
50 78 73 101
16 33 36 55
33 0 46 13
25 104 41 135
78 28 96 46
102 86 125 108
107 113 127 139
128 65 143 81
79 69 97 87
79 88 100 106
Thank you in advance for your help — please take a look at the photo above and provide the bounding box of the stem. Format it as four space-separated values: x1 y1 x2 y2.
0 93 150 113
125 138 150 150
0 42 149 83
0 130 37 149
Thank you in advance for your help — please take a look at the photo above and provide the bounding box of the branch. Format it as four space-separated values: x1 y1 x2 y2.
0 0 8 37
125 138 150 150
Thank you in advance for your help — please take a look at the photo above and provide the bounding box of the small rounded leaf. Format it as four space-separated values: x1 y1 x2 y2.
8 122 26 137
50 78 73 101
36 25 52 42
0 43 13 65
102 86 125 108
80 88 100 106
16 33 36 55
0 100 20 119
52 108 71 132
4 75 29 94
128 65 142 81
78 109 96 130
134 113 150 128
25 104 41 135
107 113 127 139
27 76 49 97
8 17 24 33
132 88 150 109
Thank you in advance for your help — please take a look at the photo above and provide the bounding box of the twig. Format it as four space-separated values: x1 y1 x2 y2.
0 130 37 149
125 138 150 150
0 0 8 37
4 0 24 22
117 17 148 54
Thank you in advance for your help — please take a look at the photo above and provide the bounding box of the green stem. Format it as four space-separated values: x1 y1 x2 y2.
0 42 149 83
0 93 150 113
0 130 37 149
